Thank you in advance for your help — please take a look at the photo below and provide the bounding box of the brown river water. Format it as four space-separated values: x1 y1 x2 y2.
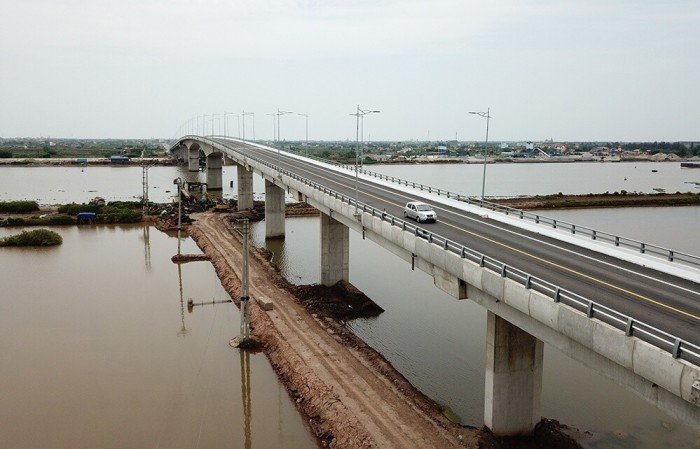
1 162 699 448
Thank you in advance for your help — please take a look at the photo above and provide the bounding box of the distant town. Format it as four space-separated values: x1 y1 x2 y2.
0 137 698 165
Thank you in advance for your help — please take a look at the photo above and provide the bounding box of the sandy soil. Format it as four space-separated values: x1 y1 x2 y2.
186 212 488 449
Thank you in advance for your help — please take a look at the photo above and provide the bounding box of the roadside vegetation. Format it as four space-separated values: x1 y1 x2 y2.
0 229 63 247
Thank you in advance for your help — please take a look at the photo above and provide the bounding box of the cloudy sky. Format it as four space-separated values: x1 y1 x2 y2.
1 0 698 142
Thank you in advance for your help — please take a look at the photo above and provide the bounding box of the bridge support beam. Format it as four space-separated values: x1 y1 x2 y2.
236 163 254 211
188 147 200 172
320 213 349 286
265 179 285 239
484 312 543 436
206 154 223 190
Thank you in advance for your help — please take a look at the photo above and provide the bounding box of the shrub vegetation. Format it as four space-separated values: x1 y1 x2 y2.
48 215 75 225
57 201 143 223
0 201 40 213
0 229 63 247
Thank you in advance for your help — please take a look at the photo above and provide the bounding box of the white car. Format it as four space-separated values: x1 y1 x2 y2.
403 201 437 223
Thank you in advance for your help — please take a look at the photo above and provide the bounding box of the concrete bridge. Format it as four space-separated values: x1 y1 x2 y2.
170 136 700 435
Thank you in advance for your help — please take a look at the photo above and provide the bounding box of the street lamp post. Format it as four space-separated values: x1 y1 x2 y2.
276 109 293 141
212 112 220 136
276 109 293 176
266 113 277 141
298 112 309 157
469 108 491 203
350 105 380 216
223 112 238 138
242 111 254 141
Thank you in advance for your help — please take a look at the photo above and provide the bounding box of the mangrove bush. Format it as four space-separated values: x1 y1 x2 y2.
0 201 40 213
0 229 63 247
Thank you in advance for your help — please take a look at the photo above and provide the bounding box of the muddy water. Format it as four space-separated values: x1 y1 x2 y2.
0 225 318 449
2 162 699 448
250 214 699 449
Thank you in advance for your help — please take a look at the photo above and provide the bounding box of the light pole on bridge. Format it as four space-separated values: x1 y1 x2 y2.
276 109 293 142
223 112 239 138
242 111 254 141
276 109 293 176
298 112 309 157
267 113 277 141
469 108 491 204
350 105 380 217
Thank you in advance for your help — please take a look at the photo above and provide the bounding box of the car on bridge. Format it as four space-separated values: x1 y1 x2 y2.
404 201 437 223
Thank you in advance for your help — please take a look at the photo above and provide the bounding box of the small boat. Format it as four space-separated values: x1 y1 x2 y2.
651 169 658 173
681 162 700 168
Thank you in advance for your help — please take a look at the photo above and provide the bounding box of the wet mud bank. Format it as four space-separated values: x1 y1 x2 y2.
184 212 582 449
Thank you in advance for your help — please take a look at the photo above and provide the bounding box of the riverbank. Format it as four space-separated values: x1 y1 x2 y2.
491 192 700 210
0 157 175 166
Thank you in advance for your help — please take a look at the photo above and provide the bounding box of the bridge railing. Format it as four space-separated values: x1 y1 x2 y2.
324 163 700 269
194 136 700 367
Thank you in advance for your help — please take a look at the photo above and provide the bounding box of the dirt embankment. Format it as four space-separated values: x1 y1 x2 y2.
185 212 583 449
187 212 485 449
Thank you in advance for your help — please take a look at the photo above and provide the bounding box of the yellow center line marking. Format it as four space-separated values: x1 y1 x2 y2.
263 150 700 322
437 220 700 322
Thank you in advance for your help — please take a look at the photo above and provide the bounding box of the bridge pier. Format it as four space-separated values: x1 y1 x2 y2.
265 179 285 239
484 312 543 436
236 163 254 211
188 147 200 172
206 154 223 190
320 213 349 286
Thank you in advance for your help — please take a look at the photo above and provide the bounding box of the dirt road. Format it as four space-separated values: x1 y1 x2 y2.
187 212 488 449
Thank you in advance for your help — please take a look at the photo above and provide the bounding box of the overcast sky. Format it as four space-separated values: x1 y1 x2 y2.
1 0 698 142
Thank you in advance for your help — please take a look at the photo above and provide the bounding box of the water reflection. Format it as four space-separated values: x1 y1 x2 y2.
255 213 699 449
176 263 190 338
141 224 152 270
240 350 252 449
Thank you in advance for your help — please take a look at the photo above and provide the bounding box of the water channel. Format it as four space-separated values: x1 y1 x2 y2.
0 224 318 449
1 160 699 448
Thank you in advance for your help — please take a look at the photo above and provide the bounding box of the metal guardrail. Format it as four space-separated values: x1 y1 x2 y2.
179 136 700 367
321 162 700 269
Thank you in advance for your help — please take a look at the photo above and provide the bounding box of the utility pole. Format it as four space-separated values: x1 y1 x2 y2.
173 177 182 255
240 218 250 339
230 218 256 349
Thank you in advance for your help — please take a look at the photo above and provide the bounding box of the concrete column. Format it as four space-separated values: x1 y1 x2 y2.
237 163 254 211
264 179 285 239
484 312 543 436
206 154 223 190
188 147 200 172
320 213 349 286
